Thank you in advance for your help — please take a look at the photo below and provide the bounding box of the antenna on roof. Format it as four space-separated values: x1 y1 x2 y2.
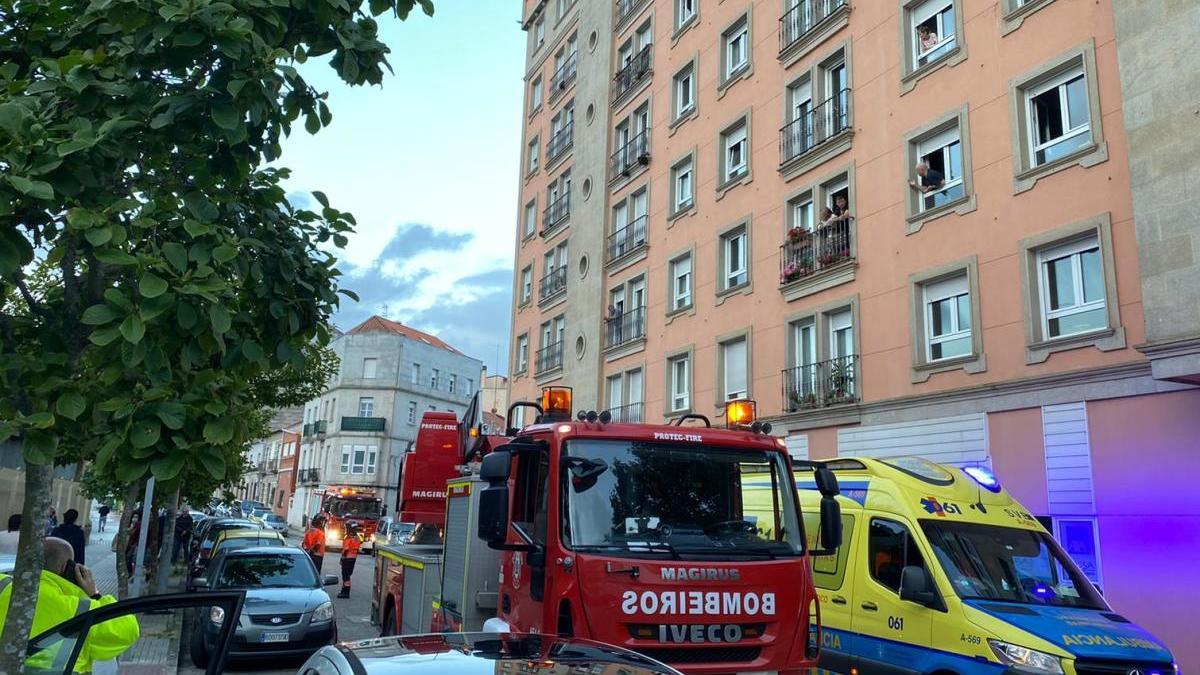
379 303 390 319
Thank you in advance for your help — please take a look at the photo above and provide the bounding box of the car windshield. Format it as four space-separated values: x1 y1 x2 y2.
327 497 381 519
921 521 1106 610
562 439 804 558
216 554 317 589
265 514 284 523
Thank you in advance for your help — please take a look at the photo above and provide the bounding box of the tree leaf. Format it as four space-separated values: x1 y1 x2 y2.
312 191 329 208
120 313 146 343
417 0 434 16
130 418 161 449
163 242 189 272
209 304 231 335
242 341 265 363
139 271 168 298
89 325 122 346
81 303 119 325
198 450 226 480
151 450 186 481
55 391 86 421
204 400 227 415
95 249 138 266
0 422 14 445
21 431 58 465
203 417 236 445
155 402 186 430
24 412 55 429
94 436 121 470
177 301 198 329
84 225 114 246
212 244 238 263
57 138 92 157
8 175 54 200
212 103 239 130
116 457 147 483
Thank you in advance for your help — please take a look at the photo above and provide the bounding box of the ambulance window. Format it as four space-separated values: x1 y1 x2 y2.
868 518 927 594
514 450 551 546
806 513 855 590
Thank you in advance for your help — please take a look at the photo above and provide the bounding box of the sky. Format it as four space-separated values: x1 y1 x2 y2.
278 3 525 375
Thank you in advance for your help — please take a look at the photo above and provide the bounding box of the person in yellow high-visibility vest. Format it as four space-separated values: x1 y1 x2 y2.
0 537 140 672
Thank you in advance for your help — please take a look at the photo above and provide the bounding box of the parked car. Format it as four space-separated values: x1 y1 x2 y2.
190 546 339 666
298 632 682 674
239 500 266 518
207 528 285 563
372 517 414 548
190 519 257 577
261 512 289 537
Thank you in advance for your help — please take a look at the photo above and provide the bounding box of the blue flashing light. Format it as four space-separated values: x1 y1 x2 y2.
963 466 1002 493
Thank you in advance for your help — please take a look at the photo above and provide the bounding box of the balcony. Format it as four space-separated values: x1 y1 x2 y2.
299 468 321 485
546 121 574 164
779 219 855 295
302 420 327 437
550 52 577 101
613 45 652 102
605 402 644 423
535 341 564 375
615 0 650 28
604 307 647 350
779 0 849 56
541 192 570 234
539 267 567 303
782 355 860 412
606 215 648 263
610 130 650 182
779 88 852 168
341 416 386 433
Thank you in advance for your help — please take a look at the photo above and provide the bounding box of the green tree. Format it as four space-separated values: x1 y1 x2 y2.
0 0 433 666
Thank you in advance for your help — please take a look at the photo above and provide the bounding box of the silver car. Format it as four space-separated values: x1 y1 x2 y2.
189 546 339 666
261 512 289 537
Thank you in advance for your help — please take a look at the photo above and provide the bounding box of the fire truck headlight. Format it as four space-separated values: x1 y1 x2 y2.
326 529 341 544
987 640 1063 674
312 601 334 623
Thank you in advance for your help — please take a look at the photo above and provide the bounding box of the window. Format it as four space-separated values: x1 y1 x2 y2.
342 443 378 474
530 75 543 111
924 274 971 361
671 155 694 214
723 17 749 80
524 200 536 238
868 518 928 593
675 0 696 30
410 363 420 385
669 354 690 412
527 137 539 174
407 401 417 425
722 121 748 184
910 0 957 69
362 357 377 379
673 63 695 120
534 15 545 50
721 226 748 290
556 0 570 21
449 374 457 394
520 266 533 304
517 334 529 373
357 397 374 417
789 193 815 232
1027 68 1090 166
431 368 440 389
670 254 692 311
721 336 748 401
1038 235 1105 339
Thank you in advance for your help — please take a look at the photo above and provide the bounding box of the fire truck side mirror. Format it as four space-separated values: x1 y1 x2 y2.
814 496 843 556
479 451 512 483
813 465 840 498
479 451 513 547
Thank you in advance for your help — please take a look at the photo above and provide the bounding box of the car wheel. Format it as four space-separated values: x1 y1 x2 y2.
381 604 396 637
189 624 209 668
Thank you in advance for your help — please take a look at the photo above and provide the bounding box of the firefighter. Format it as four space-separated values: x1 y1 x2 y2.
336 522 362 599
303 514 327 573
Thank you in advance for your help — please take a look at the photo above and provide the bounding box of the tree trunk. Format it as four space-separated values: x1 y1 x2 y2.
115 481 140 600
0 462 54 673
154 486 180 595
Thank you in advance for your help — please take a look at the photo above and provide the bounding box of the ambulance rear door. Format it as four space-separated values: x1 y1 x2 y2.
850 514 936 674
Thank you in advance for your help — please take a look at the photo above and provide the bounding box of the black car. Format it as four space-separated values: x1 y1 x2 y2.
189 518 256 577
298 632 683 674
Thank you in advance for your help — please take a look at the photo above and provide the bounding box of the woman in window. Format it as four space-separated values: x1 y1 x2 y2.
918 24 939 52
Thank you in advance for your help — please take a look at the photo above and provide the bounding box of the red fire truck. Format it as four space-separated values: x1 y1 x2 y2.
373 387 843 674
319 485 383 551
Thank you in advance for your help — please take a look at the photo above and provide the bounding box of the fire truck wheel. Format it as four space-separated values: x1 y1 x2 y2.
381 604 396 637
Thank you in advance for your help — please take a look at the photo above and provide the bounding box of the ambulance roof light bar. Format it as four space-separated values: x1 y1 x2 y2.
724 399 773 435
963 466 1002 493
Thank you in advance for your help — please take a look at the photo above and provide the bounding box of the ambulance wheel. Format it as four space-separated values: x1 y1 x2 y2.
189 626 209 668
381 604 396 637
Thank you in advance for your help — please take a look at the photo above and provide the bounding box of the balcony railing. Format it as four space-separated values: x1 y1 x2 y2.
547 120 574 163
606 215 647 262
615 0 650 26
539 267 567 302
779 218 854 285
780 88 852 165
550 52 577 99
302 420 327 437
542 192 570 233
613 45 652 100
299 468 321 485
341 416 386 432
535 341 564 374
605 402 644 423
610 130 650 180
782 355 859 412
780 0 848 54
604 307 647 349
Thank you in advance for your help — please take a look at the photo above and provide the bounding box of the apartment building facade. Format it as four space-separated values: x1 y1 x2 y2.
509 0 1199 666
238 407 301 510
290 316 482 527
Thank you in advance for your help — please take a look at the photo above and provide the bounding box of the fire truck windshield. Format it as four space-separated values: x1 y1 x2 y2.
327 497 381 519
562 439 804 558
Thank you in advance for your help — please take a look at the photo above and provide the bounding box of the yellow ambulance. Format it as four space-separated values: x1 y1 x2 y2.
792 457 1176 675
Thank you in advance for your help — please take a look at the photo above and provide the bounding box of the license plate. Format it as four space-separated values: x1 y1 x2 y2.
259 632 290 643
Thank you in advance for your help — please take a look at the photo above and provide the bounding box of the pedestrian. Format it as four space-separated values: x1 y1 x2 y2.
98 504 110 533
45 507 58 536
0 537 141 672
50 508 86 565
124 512 141 577
337 523 362 599
303 514 327 573
172 508 194 564
0 514 20 555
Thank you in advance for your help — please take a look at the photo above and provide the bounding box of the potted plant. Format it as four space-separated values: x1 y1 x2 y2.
787 226 810 244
